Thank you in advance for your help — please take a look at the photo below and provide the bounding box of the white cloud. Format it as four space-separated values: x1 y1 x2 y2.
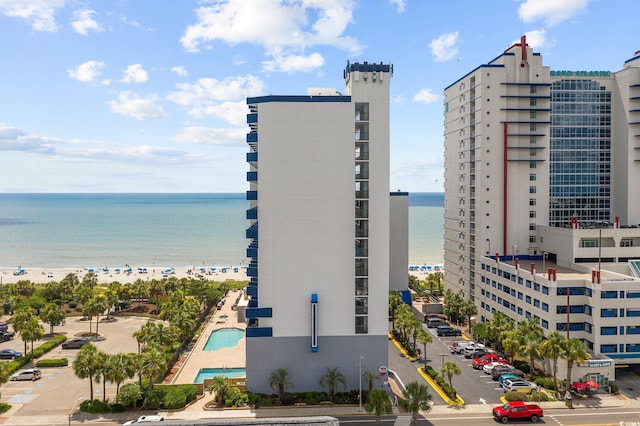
413 88 440 104
180 0 360 72
388 0 405 13
67 60 105 83
429 31 460 63
171 65 188 77
263 52 325 73
71 9 104 36
518 0 589 27
167 75 264 124
107 91 168 120
0 0 66 32
0 122 56 153
172 126 246 146
518 29 555 51
121 64 149 84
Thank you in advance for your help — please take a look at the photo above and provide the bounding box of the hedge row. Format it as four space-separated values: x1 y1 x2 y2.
422 366 457 399
1 335 67 382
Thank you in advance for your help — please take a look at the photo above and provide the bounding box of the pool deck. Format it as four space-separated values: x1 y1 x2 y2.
169 289 247 385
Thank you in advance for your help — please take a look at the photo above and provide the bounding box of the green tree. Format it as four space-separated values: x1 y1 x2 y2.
12 308 36 354
364 389 392 425
501 330 522 363
460 299 478 333
73 344 101 400
39 302 66 335
139 348 167 392
105 353 136 397
363 370 379 393
399 381 432 426
440 361 461 390
416 329 433 369
207 376 229 406
388 291 404 331
540 331 566 396
319 367 346 401
117 383 142 408
562 338 590 391
21 316 44 355
269 368 292 401
518 317 544 371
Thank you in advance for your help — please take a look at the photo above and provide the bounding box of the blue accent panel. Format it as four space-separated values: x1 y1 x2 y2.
248 95 351 104
246 247 258 258
246 285 258 298
246 207 258 220
247 113 258 123
246 152 258 162
246 224 258 239
248 299 258 308
390 192 409 196
247 171 258 182
246 190 258 200
247 266 258 277
399 290 412 304
344 61 392 73
246 327 273 338
311 293 318 303
246 133 258 143
246 308 272 318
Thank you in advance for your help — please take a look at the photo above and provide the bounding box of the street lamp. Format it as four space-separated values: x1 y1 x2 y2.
438 353 448 369
358 355 364 412
69 396 83 426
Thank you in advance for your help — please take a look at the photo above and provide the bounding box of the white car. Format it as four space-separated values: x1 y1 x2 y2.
503 379 537 393
123 415 164 425
482 361 511 375
11 368 42 381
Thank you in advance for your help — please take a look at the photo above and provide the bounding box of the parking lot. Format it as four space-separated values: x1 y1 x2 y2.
0 315 153 425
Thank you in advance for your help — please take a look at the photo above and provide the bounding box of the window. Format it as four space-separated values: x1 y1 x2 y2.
530 111 537 119
601 327 617 335
530 123 536 131
626 344 640 353
542 302 548 312
529 236 536 243
621 239 633 247
526 295 532 304
627 326 640 335
355 316 368 334
529 211 537 218
355 297 368 314
530 98 537 106
627 291 640 298
530 161 537 168
529 174 536 181
355 278 368 295
542 286 549 295
530 86 537 94
601 291 618 299
541 319 548 329
600 344 617 353
601 308 617 317
529 198 536 206
627 309 640 317
529 186 536 194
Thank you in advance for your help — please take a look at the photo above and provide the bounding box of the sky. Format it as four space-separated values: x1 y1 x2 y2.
1 0 639 193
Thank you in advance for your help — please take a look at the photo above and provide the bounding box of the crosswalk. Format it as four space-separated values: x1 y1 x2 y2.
393 415 413 426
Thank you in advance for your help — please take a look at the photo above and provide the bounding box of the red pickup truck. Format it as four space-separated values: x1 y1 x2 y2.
492 401 543 423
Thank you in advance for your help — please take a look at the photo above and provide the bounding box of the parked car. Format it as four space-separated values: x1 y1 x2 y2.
464 346 491 358
436 325 462 337
492 366 525 380
0 349 22 359
0 331 15 342
499 374 528 388
11 368 42 381
123 415 165 424
483 361 512 375
472 353 509 369
503 379 538 393
426 318 448 328
62 337 90 349
451 341 483 354
492 401 543 423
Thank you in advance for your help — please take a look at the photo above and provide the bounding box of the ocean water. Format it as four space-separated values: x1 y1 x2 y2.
0 193 443 269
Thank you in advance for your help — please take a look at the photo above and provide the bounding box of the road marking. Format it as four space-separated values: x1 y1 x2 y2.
393 415 412 426
479 398 487 404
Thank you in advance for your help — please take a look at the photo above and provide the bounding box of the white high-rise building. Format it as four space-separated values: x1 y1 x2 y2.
443 36 640 380
244 62 400 393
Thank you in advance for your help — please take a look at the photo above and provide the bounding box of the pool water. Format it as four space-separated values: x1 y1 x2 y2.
194 368 246 383
203 328 244 351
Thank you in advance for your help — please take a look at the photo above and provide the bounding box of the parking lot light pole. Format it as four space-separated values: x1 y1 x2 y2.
69 396 83 426
358 355 364 412
438 353 447 369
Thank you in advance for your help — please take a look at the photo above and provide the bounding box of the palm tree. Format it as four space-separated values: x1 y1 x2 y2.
21 316 44 355
518 317 544 371
95 352 109 401
388 291 403 330
39 302 66 335
320 367 346 401
399 381 432 426
105 353 135 397
460 299 478 333
365 389 392 425
562 338 590 391
540 331 566 396
440 361 461 390
487 312 514 352
139 348 167 392
269 368 292 400
207 376 229 406
363 370 379 393
416 329 433 368
12 308 35 355
73 344 101 400
501 329 523 363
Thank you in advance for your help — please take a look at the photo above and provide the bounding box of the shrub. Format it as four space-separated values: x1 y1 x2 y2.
80 399 111 413
177 384 198 403
36 358 68 368
163 387 187 410
529 391 549 402
610 382 619 394
512 360 530 374
280 392 294 406
224 387 248 408
143 393 161 410
543 379 556 390
118 383 142 408
0 402 11 414
68 302 77 308
504 391 526 402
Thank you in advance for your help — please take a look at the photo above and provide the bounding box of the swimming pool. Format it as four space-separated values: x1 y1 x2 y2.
194 368 246 383
203 328 244 351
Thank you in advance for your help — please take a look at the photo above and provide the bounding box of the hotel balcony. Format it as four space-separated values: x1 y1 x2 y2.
246 222 258 239
246 206 258 220
246 171 257 182
246 132 258 143
246 307 272 319
246 190 258 201
246 151 258 162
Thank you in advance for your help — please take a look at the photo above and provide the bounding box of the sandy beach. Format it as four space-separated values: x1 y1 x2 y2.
0 265 248 285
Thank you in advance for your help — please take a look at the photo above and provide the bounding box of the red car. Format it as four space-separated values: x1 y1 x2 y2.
472 353 510 369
